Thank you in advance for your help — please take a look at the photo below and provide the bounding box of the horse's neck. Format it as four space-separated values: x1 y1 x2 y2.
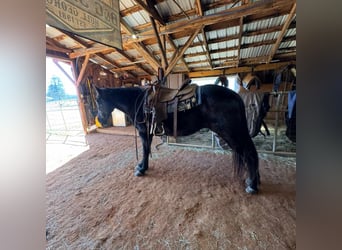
109 88 142 117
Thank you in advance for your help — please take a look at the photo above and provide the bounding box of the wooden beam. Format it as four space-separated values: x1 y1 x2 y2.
51 27 143 77
237 16 244 67
185 46 239 59
121 19 161 73
132 43 161 73
136 0 294 39
150 16 168 69
195 0 204 16
254 60 296 71
95 53 138 79
165 35 189 72
241 39 276 49
165 27 201 76
76 54 90 86
69 47 115 59
201 28 213 69
267 2 296 63
120 4 142 17
46 49 70 60
171 0 190 19
46 37 72 53
243 23 284 37
70 59 88 134
196 0 212 70
188 60 296 78
110 65 140 72
134 0 165 25
115 48 154 75
52 59 75 84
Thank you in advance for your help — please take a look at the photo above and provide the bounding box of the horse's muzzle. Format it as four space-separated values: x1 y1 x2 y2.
95 116 103 128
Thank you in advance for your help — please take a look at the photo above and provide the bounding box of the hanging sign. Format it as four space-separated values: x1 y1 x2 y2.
46 0 122 49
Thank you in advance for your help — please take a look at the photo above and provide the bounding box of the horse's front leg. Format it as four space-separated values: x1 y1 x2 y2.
134 131 153 176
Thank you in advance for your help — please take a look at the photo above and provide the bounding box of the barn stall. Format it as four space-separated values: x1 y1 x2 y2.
46 0 296 248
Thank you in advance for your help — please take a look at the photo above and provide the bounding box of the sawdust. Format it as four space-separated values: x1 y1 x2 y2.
46 132 296 249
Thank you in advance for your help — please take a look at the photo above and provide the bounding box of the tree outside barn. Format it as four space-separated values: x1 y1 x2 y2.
46 75 77 101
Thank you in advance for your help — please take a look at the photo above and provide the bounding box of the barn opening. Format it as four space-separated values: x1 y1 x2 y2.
46 57 89 173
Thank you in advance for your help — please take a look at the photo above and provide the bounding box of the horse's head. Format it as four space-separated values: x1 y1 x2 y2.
94 87 112 128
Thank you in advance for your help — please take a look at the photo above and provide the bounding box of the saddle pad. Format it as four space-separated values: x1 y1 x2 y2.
158 84 197 103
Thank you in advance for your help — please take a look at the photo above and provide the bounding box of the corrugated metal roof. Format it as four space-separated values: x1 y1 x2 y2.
46 0 296 80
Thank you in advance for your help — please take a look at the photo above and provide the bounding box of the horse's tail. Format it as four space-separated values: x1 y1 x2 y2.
232 138 259 177
232 137 260 188
232 97 260 180
232 149 245 177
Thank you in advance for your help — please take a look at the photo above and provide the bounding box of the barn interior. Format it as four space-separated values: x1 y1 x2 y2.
46 1 296 248
46 0 296 153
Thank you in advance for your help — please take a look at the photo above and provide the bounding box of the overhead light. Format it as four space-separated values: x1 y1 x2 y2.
99 69 107 76
132 34 138 39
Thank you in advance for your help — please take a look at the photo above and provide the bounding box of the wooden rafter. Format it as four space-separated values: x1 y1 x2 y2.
165 35 190 72
55 26 148 77
136 0 294 39
134 0 165 25
195 0 212 69
52 59 75 83
165 27 202 76
131 42 161 73
267 2 296 63
195 0 204 16
46 0 296 79
46 37 72 54
121 19 161 73
69 47 115 59
75 54 90 86
236 15 244 67
188 60 296 78
115 48 153 75
110 65 140 72
150 16 168 69
201 28 213 69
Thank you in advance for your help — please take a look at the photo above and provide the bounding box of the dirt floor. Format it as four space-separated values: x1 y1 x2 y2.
46 131 296 249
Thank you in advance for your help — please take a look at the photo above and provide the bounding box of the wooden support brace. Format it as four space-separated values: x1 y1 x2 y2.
76 54 90 87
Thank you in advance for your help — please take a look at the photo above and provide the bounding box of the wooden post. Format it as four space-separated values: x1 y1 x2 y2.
71 58 90 135
158 67 165 86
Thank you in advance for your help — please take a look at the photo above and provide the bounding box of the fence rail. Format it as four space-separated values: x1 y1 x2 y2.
46 100 86 145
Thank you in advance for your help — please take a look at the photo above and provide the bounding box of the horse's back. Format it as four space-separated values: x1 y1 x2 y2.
201 84 241 99
200 84 244 110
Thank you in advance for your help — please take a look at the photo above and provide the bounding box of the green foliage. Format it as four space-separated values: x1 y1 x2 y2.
47 76 66 100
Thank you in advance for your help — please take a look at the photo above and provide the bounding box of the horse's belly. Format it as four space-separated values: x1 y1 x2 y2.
164 110 205 136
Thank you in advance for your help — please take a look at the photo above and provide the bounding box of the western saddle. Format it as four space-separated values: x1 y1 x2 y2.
144 79 199 137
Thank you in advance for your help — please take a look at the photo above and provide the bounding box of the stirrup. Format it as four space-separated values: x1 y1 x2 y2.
154 124 165 136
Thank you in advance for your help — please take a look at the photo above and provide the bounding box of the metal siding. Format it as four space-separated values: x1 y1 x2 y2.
46 0 296 78
119 0 135 9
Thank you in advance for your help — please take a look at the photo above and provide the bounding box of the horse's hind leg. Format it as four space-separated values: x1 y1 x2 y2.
242 137 260 194
215 129 260 194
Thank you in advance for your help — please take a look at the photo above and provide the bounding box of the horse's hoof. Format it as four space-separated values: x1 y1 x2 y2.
245 186 258 194
245 178 252 186
134 169 145 176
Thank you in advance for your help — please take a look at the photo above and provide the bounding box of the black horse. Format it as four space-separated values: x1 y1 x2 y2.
95 84 260 194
